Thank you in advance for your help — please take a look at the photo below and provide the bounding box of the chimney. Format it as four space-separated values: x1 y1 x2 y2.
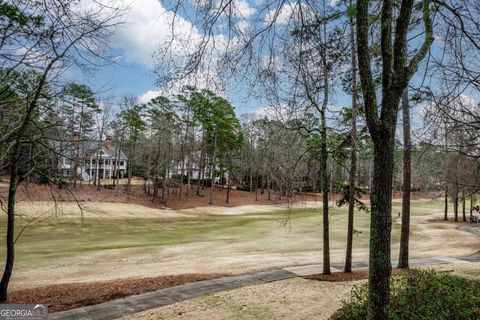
105 136 113 150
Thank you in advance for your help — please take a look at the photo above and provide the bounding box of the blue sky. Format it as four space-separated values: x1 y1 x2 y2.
71 0 359 117
70 0 266 115
73 0 474 126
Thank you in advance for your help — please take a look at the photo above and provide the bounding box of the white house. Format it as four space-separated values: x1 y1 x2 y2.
60 136 128 181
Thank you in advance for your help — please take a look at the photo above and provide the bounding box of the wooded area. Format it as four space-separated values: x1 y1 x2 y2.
1 0 480 319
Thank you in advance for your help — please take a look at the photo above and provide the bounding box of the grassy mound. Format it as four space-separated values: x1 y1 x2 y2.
331 269 480 320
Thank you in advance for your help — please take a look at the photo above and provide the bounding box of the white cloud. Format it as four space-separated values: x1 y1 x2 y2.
96 0 203 68
264 4 294 25
105 0 252 68
235 0 256 17
237 20 250 33
139 89 162 104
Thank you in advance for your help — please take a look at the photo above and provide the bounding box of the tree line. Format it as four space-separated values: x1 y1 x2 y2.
2 0 480 319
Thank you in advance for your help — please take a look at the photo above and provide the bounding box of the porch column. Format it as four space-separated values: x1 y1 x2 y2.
109 158 112 178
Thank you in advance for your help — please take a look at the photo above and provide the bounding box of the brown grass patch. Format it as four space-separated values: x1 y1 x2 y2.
3 273 226 313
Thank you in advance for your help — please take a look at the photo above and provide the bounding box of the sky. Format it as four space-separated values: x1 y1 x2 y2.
69 0 360 118
68 0 266 116
69 0 477 130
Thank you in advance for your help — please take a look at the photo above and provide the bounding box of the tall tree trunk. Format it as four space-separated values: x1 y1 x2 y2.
197 134 205 196
249 166 253 192
226 171 231 204
398 88 411 269
462 195 466 222
319 11 330 275
368 137 395 319
454 189 459 222
320 110 330 275
179 157 185 199
345 2 357 273
255 174 259 201
209 134 217 205
127 143 135 197
470 196 474 221
115 140 122 192
267 175 271 200
444 186 448 221
0 58 56 301
355 0 433 315
0 151 19 301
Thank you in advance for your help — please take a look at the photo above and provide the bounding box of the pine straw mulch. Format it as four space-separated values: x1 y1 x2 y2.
303 268 403 282
3 273 226 313
0 182 321 210
0 178 437 210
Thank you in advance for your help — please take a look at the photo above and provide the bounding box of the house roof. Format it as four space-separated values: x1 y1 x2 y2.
84 141 128 159
53 140 128 160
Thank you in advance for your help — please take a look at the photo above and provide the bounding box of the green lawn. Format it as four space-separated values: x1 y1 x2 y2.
0 199 445 269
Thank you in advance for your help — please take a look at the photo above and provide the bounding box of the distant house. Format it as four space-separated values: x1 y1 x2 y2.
170 154 224 184
60 135 128 180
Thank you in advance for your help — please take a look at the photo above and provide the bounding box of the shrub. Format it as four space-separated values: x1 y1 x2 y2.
331 269 480 320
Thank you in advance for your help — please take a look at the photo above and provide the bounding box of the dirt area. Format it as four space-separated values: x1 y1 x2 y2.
4 273 225 313
403 215 479 258
0 181 322 210
0 180 436 211
120 278 361 320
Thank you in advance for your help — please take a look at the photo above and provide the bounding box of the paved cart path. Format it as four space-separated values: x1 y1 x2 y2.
50 224 480 320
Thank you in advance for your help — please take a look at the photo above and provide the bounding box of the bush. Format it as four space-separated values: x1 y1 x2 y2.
331 269 480 320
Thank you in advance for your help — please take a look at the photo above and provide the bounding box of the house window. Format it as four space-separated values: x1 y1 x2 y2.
105 160 110 165
120 160 124 166
64 158 70 165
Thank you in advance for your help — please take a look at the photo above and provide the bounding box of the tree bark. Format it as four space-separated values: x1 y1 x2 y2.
355 0 433 316
226 172 231 204
345 0 357 273
320 109 330 275
0 56 58 301
0 152 18 301
470 196 474 221
368 137 395 320
444 186 448 221
398 88 411 269
454 188 459 222
209 134 217 205
126 144 135 197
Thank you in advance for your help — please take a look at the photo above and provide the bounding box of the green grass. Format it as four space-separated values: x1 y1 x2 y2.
0 199 445 269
